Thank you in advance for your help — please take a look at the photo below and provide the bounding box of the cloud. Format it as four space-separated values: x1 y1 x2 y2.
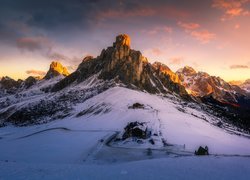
95 1 190 23
212 0 250 20
66 65 78 72
47 52 70 61
230 64 249 69
16 35 81 65
97 7 155 20
178 22 216 44
26 70 46 76
47 51 82 65
142 26 172 35
143 48 164 59
190 30 216 44
169 57 184 65
178 22 200 31
150 48 163 56
16 36 52 52
234 24 240 29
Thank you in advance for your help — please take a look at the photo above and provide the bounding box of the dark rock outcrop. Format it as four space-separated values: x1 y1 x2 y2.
195 146 209 155
0 76 23 95
24 76 38 88
0 76 22 90
128 103 145 109
122 122 150 140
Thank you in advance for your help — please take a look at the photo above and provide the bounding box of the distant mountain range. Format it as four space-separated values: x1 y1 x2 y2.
229 79 250 93
0 34 249 133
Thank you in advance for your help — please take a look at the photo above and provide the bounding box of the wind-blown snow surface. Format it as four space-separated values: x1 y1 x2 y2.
1 87 250 179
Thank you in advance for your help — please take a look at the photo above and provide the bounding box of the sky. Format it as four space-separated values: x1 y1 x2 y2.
0 0 250 81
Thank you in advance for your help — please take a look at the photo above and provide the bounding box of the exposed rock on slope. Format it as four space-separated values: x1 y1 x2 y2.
44 61 70 79
23 76 38 88
0 76 22 90
0 76 23 95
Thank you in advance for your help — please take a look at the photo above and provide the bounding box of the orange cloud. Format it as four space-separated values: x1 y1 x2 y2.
230 64 249 69
190 30 216 44
143 48 164 58
142 26 172 35
151 48 163 56
178 22 200 31
234 24 240 29
178 22 216 44
169 57 184 65
226 8 243 16
26 70 46 76
212 0 250 19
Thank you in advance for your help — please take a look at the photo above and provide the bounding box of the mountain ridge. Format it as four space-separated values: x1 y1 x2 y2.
0 34 249 133
52 34 188 98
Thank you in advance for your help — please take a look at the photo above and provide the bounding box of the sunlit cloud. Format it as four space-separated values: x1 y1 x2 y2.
234 24 240 29
190 30 216 44
142 26 172 35
26 70 46 76
178 22 200 31
178 22 216 44
230 64 249 69
212 0 250 20
169 57 184 65
151 48 163 56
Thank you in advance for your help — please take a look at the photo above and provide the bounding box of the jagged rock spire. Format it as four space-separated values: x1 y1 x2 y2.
113 34 131 48
44 61 69 79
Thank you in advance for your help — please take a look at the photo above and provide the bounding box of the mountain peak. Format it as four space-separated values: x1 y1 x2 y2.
44 61 69 79
53 35 188 98
114 34 131 48
177 66 197 76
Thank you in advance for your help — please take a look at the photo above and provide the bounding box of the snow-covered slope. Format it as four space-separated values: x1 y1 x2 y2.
1 86 250 155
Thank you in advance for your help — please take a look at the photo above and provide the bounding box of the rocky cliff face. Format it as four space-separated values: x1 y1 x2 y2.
23 76 38 88
44 61 70 79
0 76 22 90
152 62 180 84
53 34 188 98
